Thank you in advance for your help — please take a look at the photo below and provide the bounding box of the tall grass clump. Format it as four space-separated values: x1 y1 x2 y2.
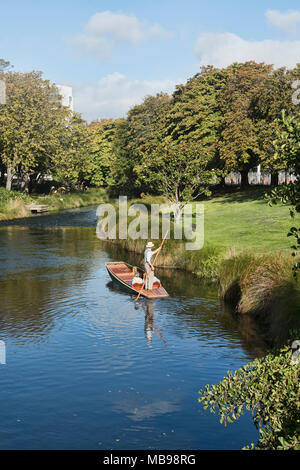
237 254 300 344
0 188 31 219
218 252 256 303
219 252 300 345
178 244 223 279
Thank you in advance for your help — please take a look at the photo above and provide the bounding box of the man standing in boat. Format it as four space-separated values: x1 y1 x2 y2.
144 241 161 290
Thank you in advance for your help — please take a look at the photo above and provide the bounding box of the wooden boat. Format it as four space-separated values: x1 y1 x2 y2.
105 261 169 299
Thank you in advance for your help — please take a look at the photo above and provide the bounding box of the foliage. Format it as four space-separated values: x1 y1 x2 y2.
109 118 139 195
105 62 300 196
268 111 300 275
50 112 92 188
0 187 107 220
0 64 91 192
198 342 300 449
162 66 224 163
1 58 300 215
87 119 120 187
110 94 172 196
0 186 31 206
0 70 69 189
218 62 275 186
126 93 171 158
135 140 217 213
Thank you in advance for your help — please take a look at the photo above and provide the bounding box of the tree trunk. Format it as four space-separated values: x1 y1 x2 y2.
0 167 5 186
240 169 250 188
6 164 13 191
23 174 35 194
271 172 279 187
28 174 34 194
219 175 226 188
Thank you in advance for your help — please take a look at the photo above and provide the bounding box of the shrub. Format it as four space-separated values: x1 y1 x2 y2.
198 340 300 449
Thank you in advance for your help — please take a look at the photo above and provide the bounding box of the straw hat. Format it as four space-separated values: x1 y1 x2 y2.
146 241 154 248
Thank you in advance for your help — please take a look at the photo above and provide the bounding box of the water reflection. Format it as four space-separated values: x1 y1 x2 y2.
0 226 103 343
106 282 167 346
140 300 167 347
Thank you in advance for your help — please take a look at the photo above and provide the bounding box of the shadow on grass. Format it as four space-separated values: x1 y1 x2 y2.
203 186 273 205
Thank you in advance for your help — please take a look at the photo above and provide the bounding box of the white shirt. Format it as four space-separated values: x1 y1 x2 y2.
144 248 153 264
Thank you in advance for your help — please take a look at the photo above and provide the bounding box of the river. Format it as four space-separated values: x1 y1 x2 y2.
0 206 266 450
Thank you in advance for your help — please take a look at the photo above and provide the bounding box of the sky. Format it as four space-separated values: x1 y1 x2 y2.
1 0 300 121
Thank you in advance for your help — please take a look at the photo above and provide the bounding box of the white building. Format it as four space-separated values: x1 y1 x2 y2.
55 84 73 110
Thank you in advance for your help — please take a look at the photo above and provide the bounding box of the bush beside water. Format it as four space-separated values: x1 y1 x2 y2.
0 187 108 220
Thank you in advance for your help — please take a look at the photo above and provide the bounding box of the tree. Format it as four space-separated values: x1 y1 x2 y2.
120 93 172 195
218 62 274 188
126 93 171 159
0 59 11 185
109 118 139 196
50 111 92 189
253 65 300 185
135 141 217 219
87 119 120 187
269 111 300 275
162 66 224 162
0 70 69 191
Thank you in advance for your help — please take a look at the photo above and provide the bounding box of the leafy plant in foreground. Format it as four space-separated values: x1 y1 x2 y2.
198 342 300 449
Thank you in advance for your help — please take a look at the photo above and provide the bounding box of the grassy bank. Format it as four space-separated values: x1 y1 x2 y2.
100 190 300 346
0 187 108 220
200 187 296 253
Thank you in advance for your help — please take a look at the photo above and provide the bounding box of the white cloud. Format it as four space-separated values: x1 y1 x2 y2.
69 11 172 59
72 72 177 122
266 9 300 35
195 32 300 69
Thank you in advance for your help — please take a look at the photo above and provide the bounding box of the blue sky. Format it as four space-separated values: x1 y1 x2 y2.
1 1 300 121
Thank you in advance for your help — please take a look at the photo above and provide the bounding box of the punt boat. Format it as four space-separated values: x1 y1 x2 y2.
105 261 169 299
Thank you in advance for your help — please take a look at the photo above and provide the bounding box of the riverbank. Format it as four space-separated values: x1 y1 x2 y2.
0 187 108 220
99 191 300 346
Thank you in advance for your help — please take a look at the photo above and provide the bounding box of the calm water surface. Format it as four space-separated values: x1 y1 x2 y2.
0 207 265 450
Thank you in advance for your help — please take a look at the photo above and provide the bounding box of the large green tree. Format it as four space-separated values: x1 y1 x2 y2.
135 140 217 217
87 119 120 187
163 66 224 158
50 111 92 189
0 70 69 191
270 111 300 275
109 94 172 196
0 68 92 192
253 65 300 185
218 61 274 187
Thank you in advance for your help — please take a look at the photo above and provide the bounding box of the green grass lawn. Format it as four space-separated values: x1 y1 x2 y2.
198 188 299 253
